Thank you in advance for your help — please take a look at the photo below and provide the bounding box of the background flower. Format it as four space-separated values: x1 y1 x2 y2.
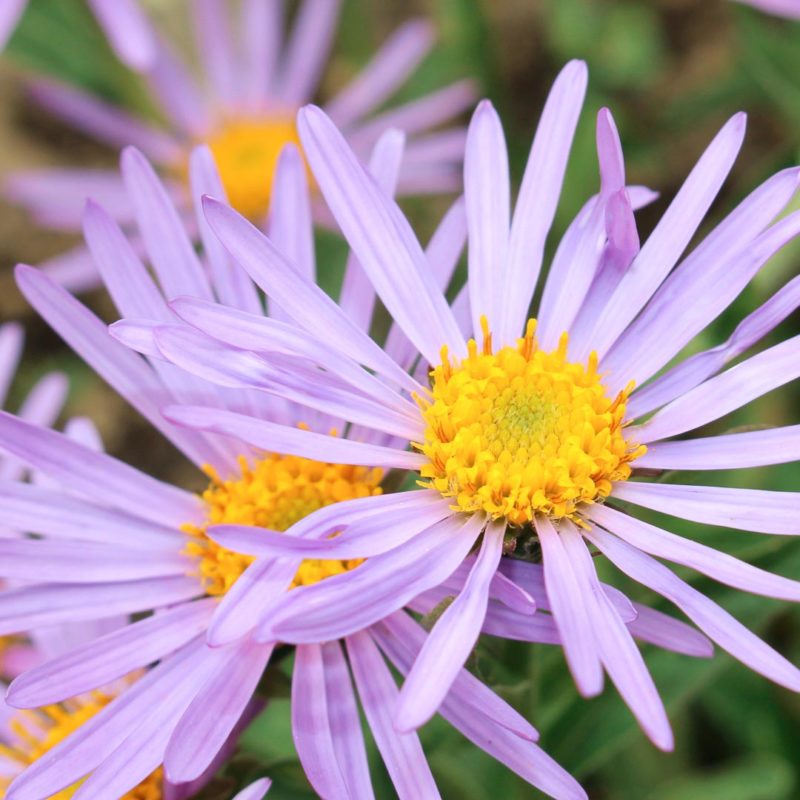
2 0 475 293
732 0 800 20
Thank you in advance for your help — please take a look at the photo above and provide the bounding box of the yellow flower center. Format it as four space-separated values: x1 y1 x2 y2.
184 453 384 595
0 694 162 799
417 319 644 526
206 115 304 220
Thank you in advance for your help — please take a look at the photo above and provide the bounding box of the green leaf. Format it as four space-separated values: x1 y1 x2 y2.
644 753 796 800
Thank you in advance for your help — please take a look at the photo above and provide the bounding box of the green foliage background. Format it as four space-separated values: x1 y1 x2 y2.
1 1 798 798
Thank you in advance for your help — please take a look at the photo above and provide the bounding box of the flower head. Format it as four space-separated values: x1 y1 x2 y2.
5 0 475 292
156 60 800 755
0 144 590 799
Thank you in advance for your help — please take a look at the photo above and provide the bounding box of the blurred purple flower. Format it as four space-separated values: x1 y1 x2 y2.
148 60 800 753
0 0 155 69
732 0 800 19
5 0 475 294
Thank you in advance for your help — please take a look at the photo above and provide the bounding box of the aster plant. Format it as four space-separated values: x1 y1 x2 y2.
144 60 800 753
4 0 475 292
0 138 596 798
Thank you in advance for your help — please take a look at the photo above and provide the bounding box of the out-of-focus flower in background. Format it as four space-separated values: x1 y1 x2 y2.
0 0 155 69
152 60 800 753
3 0 475 293
733 0 800 20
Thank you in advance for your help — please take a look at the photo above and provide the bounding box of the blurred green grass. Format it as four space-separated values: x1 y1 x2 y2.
2 1 800 798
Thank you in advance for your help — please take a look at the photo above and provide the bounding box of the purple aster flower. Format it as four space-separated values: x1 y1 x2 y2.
732 0 800 18
0 322 115 681
1 616 270 800
0 676 270 799
151 60 800 753
0 0 155 69
5 0 475 293
0 143 590 799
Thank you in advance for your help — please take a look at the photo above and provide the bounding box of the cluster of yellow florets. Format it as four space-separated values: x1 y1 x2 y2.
184 453 383 595
206 116 305 220
417 320 644 526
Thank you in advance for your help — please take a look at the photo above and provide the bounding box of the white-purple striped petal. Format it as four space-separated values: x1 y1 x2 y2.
7 600 215 708
536 515 604 696
591 503 800 597
586 525 800 692
395 520 505 731
499 60 588 345
611 481 800 535
346 630 440 799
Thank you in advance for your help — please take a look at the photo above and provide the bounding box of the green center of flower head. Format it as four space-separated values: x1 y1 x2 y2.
206 116 307 220
183 453 384 595
416 319 646 526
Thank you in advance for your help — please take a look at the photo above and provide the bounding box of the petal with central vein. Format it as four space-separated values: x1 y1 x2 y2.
258 513 483 644
611 482 800 535
291 642 352 799
591 503 800 598
636 334 800 443
297 105 466 364
154 325 422 439
0 410 201 527
635 426 800 471
346 631 440 799
395 519 505 731
0 578 200 636
536 516 603 696
202 196 419 394
7 599 216 708
208 496 451 560
164 405 424 470
586 526 800 692
585 113 747 359
499 60 588 345
465 101 509 336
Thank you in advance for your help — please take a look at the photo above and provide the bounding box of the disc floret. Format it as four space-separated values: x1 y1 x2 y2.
184 453 383 594
417 320 644 526
206 116 304 220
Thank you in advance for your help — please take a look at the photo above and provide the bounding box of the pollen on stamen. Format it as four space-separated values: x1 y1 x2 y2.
183 452 384 595
416 319 645 526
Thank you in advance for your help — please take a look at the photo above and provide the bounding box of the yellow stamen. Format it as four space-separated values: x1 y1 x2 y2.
0 693 162 799
205 115 306 220
184 453 384 595
416 320 645 526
